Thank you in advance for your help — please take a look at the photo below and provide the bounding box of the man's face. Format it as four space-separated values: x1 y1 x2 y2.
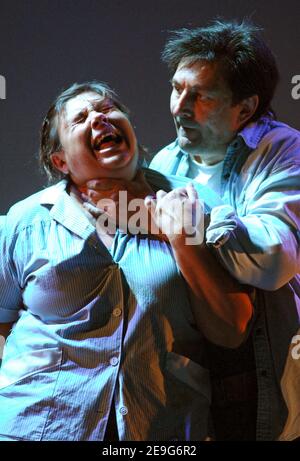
170 60 245 160
52 91 139 186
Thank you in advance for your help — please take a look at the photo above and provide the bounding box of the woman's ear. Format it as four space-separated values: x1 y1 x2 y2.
50 151 69 174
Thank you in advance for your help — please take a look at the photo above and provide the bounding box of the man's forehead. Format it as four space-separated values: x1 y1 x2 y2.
173 59 225 89
175 59 213 76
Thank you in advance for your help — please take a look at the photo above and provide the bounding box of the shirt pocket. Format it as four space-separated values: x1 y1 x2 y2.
0 346 62 390
166 351 211 403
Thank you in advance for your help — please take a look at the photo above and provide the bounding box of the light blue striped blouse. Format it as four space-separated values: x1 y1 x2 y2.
0 171 219 441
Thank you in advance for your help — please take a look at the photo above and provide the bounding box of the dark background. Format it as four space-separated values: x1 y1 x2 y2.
0 0 299 213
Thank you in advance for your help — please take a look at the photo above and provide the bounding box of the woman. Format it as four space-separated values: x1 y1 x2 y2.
0 82 252 441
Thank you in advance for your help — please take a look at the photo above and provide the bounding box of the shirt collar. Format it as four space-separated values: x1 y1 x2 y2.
38 179 97 241
39 179 69 205
235 113 274 150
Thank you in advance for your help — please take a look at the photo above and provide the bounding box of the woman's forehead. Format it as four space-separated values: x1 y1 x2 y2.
64 92 111 114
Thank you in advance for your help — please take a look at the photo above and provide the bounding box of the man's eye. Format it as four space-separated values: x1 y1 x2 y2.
197 94 213 102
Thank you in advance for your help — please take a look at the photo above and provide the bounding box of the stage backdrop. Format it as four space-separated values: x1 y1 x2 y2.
0 0 299 213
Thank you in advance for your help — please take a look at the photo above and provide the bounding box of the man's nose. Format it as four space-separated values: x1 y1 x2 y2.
90 111 108 129
172 91 194 118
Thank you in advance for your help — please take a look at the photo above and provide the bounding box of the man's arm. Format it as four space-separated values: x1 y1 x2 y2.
145 184 254 349
171 236 253 348
150 133 300 290
206 162 300 290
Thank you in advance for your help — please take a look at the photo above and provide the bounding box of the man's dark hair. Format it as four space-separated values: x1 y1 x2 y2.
162 19 279 121
39 81 130 182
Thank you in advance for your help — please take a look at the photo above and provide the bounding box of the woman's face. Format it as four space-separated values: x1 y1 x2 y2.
51 91 139 187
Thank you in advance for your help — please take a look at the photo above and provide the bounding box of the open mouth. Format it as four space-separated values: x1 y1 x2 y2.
93 132 123 153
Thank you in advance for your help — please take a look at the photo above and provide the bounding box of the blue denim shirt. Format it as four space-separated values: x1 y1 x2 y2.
150 115 300 440
0 177 212 441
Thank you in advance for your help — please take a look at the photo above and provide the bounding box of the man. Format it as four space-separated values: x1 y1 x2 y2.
148 20 300 441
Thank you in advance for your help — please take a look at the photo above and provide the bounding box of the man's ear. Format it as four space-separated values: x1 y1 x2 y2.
50 151 69 174
237 95 259 126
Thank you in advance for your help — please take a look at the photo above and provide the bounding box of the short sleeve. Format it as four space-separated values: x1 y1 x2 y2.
0 216 23 322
